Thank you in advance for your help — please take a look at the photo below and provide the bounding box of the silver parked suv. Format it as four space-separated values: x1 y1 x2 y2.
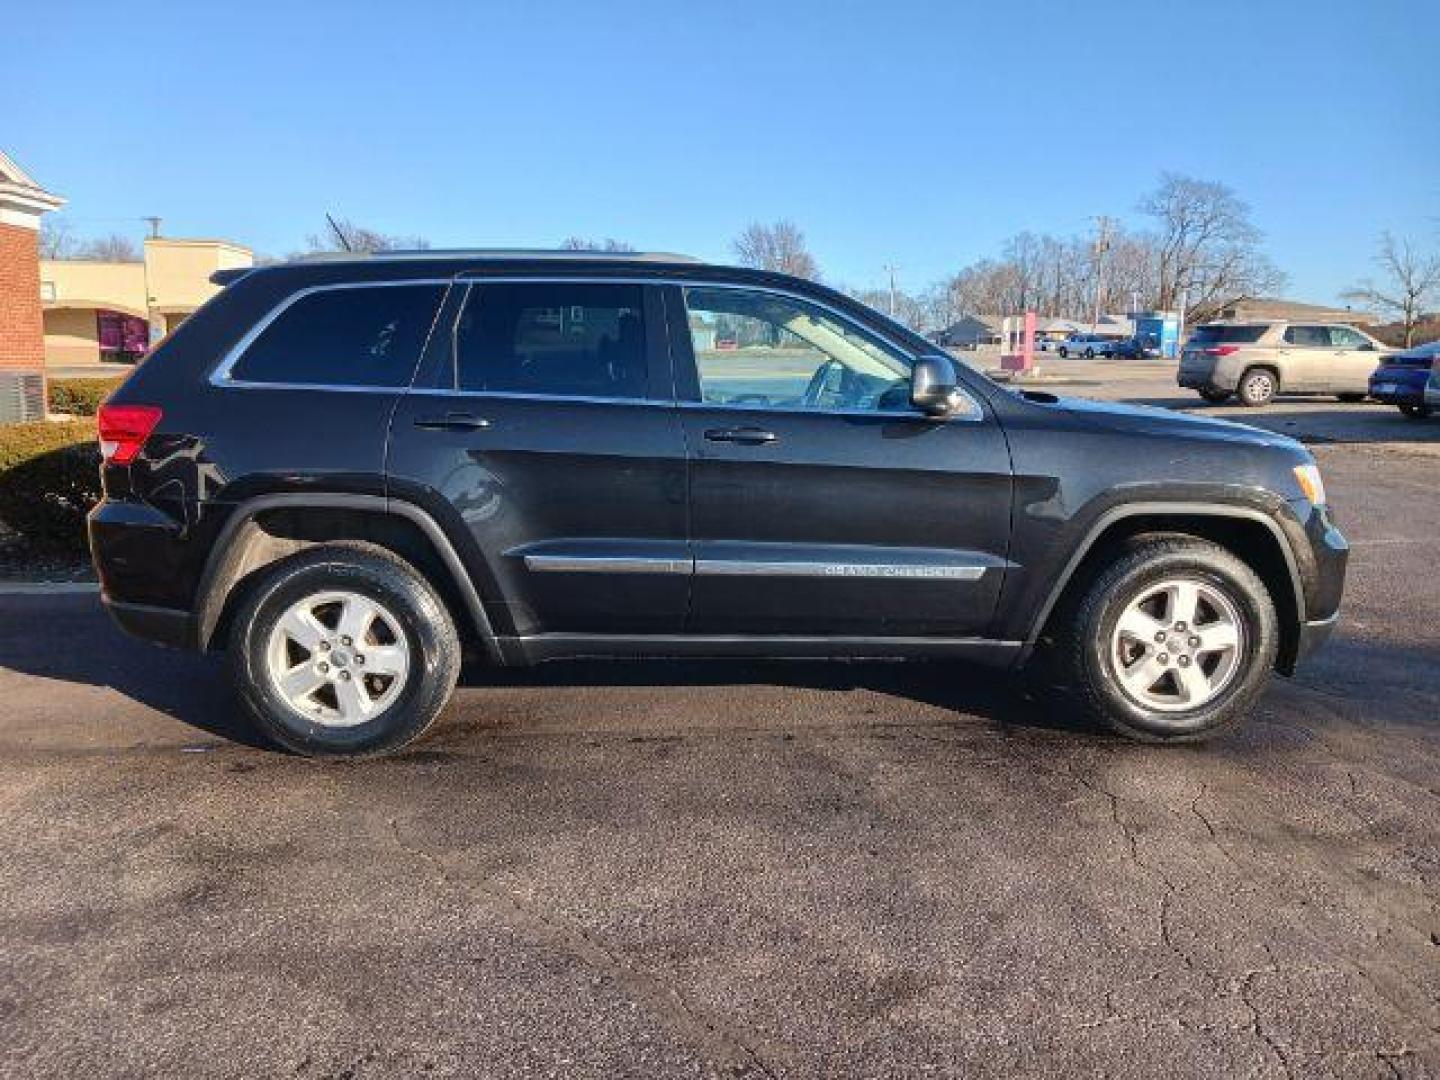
1178 320 1387 406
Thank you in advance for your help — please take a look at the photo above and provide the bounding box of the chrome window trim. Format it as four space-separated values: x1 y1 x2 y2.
693 560 987 580
209 279 453 390
523 554 691 575
208 273 985 422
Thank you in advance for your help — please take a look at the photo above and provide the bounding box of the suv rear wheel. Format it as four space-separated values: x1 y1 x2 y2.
1061 537 1278 742
1237 367 1278 407
229 545 461 756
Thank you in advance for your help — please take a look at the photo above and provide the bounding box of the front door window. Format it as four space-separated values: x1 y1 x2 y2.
683 288 914 412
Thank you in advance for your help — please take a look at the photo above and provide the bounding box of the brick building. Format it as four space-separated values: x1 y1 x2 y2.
0 149 64 420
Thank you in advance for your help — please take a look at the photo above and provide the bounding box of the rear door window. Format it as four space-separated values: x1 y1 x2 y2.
229 284 446 386
1283 325 1331 347
453 282 649 399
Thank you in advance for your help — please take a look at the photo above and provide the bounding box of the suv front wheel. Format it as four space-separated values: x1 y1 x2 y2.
1061 537 1279 742
229 545 462 756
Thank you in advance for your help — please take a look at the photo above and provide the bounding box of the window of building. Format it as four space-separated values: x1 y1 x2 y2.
229 284 445 386
453 282 648 399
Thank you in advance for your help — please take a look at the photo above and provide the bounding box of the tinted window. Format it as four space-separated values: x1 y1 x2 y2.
1328 326 1368 348
1283 325 1331 347
684 287 912 411
1189 324 1267 345
454 283 647 398
231 284 445 386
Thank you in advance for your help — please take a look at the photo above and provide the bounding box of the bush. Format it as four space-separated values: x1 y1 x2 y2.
0 420 101 553
48 376 122 417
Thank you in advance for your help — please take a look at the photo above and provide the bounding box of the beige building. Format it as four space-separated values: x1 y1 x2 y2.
41 237 252 367
1212 296 1377 326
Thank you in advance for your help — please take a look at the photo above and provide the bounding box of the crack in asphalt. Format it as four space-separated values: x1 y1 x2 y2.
383 817 781 1080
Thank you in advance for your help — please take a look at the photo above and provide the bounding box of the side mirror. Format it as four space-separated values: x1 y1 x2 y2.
1357 342 1376 351
911 356 958 416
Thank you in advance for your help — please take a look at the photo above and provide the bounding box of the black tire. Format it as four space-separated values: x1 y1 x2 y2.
1198 388 1232 404
1057 347 1069 358
1399 402 1432 420
228 545 461 757
1058 536 1279 743
1237 367 1277 407
1336 392 1366 403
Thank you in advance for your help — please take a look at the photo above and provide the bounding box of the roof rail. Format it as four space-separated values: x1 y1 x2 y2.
286 248 704 265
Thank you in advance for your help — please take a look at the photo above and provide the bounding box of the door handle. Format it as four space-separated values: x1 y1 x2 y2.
413 412 492 432
704 426 778 445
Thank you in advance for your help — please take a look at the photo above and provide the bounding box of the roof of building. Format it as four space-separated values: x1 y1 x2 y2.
0 148 65 214
1218 296 1378 324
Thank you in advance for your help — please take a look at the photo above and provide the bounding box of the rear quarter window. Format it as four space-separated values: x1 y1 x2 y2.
227 283 446 387
1188 325 1267 345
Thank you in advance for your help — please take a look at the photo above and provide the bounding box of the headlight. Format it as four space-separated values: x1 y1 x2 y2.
1293 463 1326 506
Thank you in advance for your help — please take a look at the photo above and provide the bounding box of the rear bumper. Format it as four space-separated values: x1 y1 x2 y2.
1177 366 1230 391
1367 383 1427 405
101 595 196 650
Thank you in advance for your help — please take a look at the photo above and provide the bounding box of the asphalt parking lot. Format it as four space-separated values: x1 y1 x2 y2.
2 368 1437 1078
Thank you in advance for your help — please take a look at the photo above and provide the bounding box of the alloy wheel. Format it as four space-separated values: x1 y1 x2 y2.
1108 577 1245 713
265 590 411 726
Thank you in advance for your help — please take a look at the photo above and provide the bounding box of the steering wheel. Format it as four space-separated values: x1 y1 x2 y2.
801 361 844 409
875 378 911 411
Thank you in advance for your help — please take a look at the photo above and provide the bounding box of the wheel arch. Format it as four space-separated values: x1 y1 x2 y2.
195 493 502 662
1025 503 1306 674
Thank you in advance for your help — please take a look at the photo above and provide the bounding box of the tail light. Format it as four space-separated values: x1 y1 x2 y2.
97 404 163 465
1204 345 1240 357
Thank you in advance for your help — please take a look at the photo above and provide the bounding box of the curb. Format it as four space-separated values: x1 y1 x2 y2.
0 581 100 596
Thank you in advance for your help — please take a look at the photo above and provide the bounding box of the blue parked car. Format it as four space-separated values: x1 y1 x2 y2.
1368 340 1440 419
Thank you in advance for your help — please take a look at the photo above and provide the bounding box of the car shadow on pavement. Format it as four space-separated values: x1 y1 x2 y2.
0 594 272 750
457 656 1104 740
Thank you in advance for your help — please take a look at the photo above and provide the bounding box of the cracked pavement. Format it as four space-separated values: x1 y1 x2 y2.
1 400 1437 1077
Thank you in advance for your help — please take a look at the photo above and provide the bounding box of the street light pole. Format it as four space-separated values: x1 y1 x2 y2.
1091 216 1113 332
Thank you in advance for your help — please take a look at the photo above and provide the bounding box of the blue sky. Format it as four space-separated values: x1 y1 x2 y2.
4 0 1436 303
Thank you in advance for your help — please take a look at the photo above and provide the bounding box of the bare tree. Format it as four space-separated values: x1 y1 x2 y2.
75 233 142 262
732 220 819 280
1139 172 1284 321
1342 233 1440 346
305 217 429 254
844 285 929 332
560 237 636 252
39 218 77 259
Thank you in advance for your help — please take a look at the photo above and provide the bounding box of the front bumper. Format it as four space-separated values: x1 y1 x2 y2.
1294 611 1339 667
1278 499 1349 674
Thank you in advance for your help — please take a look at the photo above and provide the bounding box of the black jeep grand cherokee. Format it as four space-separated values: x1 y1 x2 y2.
89 251 1347 756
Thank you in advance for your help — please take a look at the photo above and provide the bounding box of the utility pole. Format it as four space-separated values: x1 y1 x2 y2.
142 216 161 239
1091 215 1114 332
883 263 899 317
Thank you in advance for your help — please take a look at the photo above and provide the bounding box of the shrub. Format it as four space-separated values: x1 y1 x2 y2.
0 420 102 553
48 376 122 417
